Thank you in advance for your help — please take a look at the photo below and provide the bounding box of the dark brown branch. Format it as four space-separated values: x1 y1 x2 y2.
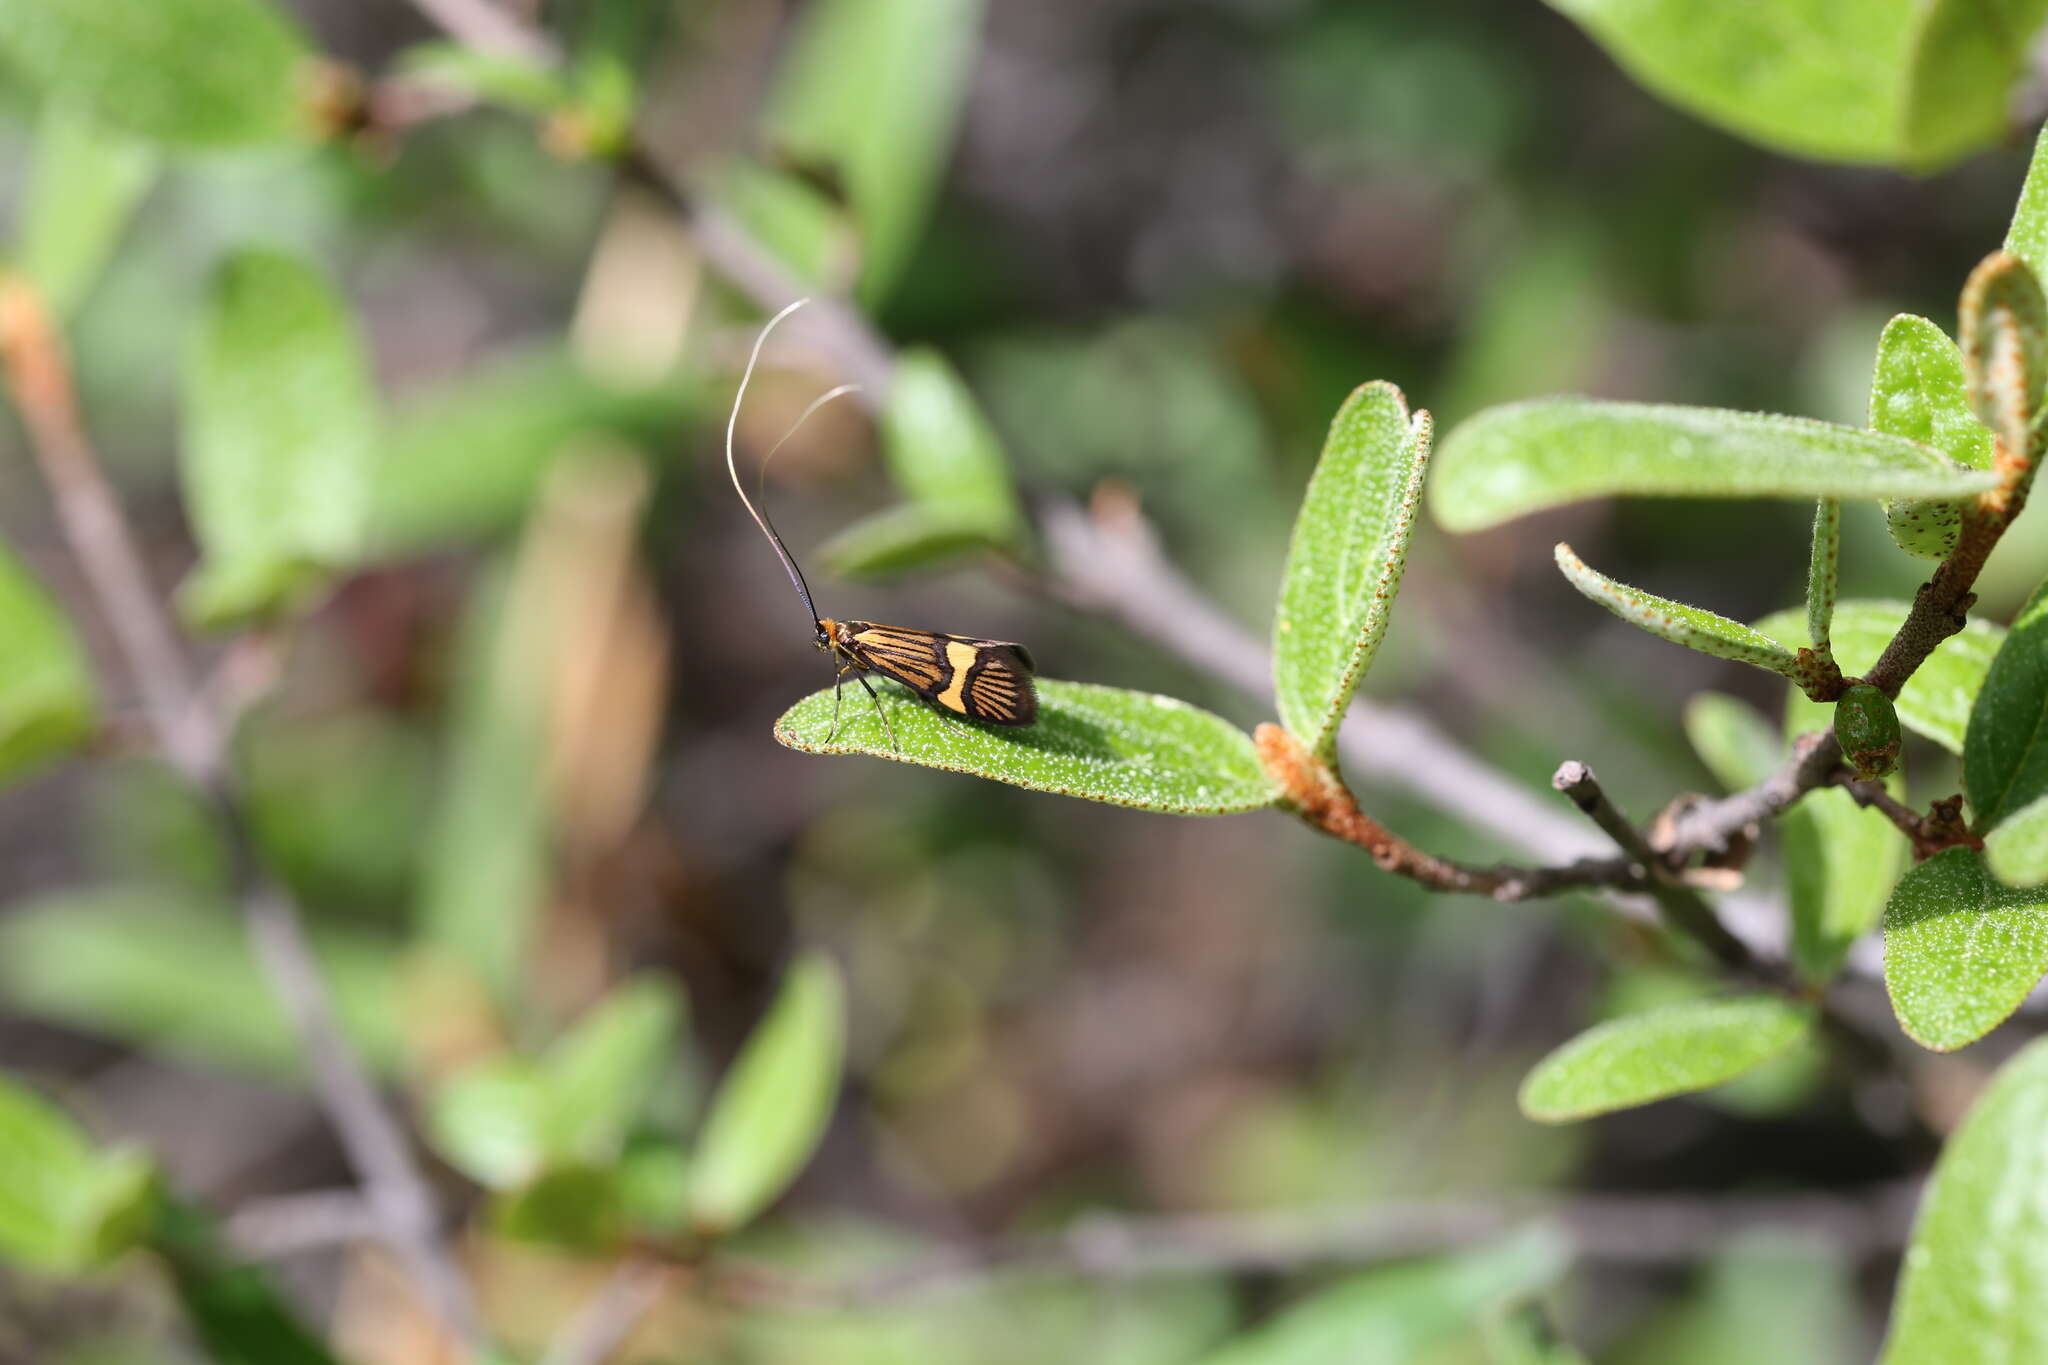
1552 762 1758 974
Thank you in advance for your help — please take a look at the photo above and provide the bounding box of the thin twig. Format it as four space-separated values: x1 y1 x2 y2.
405 0 555 63
0 277 484 1351
1552 761 1758 974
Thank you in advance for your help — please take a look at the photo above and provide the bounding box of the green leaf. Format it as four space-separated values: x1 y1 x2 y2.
2006 120 2048 282
1883 847 2048 1051
1806 499 1839 655
1554 543 1802 679
1518 996 1816 1122
1967 574 2048 830
1870 313 1991 560
1784 686 1908 982
414 568 550 1005
1683 692 1781 791
179 249 378 627
1883 1034 2048 1361
818 503 1011 580
1757 601 2002 754
765 0 985 302
0 0 318 150
689 952 846 1235
1543 0 2046 170
18 101 156 319
776 679 1275 816
1195 1229 1568 1365
1272 382 1432 758
537 976 683 1165
426 1055 546 1189
1984 791 2048 887
1901 0 2048 170
491 1163 625 1251
0 1074 159 1273
1483 1301 1590 1365
1609 1237 1861 1365
0 888 404 1078
366 350 683 552
882 348 1021 536
1431 398 1996 532
396 41 574 118
151 1198 341 1365
0 539 97 786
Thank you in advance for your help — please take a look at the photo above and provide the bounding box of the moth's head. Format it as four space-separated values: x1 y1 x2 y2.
814 618 838 652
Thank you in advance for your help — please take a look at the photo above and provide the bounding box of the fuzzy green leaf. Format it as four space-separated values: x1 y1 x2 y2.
1543 0 2046 170
1683 692 1781 791
689 952 845 1235
1518 997 1816 1122
1554 543 1801 678
1883 847 2048 1051
492 1163 625 1251
1966 575 2048 830
2007 120 2048 281
0 541 97 787
818 503 1009 580
1273 383 1432 758
1806 499 1839 656
777 678 1274 815
765 0 984 302
1196 1230 1568 1365
1883 1035 2048 1361
1984 792 2048 887
1757 601 2002 754
396 41 573 117
0 1075 158 1273
1432 399 1995 532
882 348 1021 537
180 249 378 627
1870 313 1991 560
1783 687 1908 982
18 101 156 319
0 0 317 150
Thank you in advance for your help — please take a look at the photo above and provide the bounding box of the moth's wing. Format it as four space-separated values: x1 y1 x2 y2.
960 644 1037 726
845 623 948 697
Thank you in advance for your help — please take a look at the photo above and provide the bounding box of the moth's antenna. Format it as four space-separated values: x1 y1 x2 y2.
757 382 862 504
727 299 826 628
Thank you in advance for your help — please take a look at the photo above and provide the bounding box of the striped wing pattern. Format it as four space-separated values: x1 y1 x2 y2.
846 622 1038 726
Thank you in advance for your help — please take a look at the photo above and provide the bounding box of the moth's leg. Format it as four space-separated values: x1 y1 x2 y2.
856 673 899 752
827 668 847 743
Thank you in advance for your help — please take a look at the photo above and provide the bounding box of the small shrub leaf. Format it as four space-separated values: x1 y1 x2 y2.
1682 692 1781 791
777 679 1276 815
0 540 97 787
1984 791 2048 887
1958 251 2048 456
538 976 684 1165
1273 383 1432 757
881 348 1021 538
1554 544 1801 678
1432 398 1994 533
689 952 846 1235
1965 573 2048 829
1882 1035 2048 1361
0 1075 159 1273
1518 997 1816 1122
0 0 318 150
180 249 378 627
1870 313 1991 560
1883 847 2048 1051
18 101 156 319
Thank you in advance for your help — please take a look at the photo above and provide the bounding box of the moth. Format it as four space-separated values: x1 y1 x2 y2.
728 300 1039 750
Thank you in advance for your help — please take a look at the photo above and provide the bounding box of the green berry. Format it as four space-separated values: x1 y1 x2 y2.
1834 684 1902 780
